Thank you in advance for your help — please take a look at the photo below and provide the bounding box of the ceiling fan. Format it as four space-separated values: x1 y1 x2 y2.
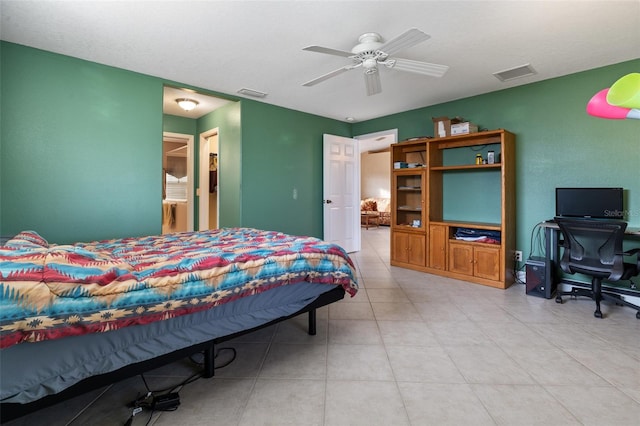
302 28 449 96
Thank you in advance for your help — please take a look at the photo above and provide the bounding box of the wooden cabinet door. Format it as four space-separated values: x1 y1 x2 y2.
449 242 474 276
408 233 426 267
392 231 425 267
428 224 447 270
474 246 501 281
392 231 410 264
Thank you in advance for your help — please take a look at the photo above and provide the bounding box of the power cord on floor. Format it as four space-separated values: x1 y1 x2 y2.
123 347 237 425
513 257 526 285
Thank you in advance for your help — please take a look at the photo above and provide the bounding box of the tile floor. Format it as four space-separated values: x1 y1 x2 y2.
6 227 640 425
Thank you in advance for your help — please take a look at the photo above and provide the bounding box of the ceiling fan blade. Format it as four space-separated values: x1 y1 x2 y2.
303 65 358 87
364 71 381 96
303 45 353 58
387 57 449 77
378 28 430 56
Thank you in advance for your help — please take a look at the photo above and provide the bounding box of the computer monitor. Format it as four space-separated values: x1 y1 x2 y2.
555 187 624 219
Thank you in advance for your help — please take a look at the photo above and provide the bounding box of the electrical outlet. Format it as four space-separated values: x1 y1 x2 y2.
514 250 523 262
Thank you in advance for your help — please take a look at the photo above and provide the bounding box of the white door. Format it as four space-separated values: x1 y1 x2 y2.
323 134 360 252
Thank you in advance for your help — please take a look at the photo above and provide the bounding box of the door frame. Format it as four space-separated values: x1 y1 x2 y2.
354 128 398 152
163 131 194 231
199 128 219 230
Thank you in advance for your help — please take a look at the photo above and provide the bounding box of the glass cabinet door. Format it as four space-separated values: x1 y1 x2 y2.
393 172 424 229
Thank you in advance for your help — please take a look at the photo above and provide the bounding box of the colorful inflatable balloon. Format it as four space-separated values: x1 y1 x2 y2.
607 73 640 109
587 88 640 120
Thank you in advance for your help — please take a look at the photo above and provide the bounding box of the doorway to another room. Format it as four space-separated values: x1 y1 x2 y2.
356 128 396 240
163 85 232 233
321 129 396 254
199 129 219 231
162 132 194 234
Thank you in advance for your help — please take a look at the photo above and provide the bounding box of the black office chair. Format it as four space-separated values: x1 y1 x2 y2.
554 217 640 319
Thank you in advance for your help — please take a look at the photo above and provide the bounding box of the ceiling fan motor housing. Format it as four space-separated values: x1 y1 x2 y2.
351 32 383 55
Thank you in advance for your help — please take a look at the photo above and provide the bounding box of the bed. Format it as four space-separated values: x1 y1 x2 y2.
0 228 357 422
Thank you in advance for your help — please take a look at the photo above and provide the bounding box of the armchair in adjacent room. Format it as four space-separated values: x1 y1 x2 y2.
554 217 640 319
360 198 391 226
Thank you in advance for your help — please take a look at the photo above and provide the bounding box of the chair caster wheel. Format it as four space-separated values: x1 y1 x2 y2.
555 297 563 304
594 310 603 319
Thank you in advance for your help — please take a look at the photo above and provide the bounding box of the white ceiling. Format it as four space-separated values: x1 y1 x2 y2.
163 86 231 119
1 1 638 123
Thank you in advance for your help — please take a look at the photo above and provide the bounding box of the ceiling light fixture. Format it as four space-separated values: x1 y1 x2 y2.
176 98 199 111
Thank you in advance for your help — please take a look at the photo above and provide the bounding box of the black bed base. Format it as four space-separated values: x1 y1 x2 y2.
1 286 345 423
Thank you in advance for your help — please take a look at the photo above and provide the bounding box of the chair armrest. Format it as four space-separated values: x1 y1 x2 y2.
621 247 640 269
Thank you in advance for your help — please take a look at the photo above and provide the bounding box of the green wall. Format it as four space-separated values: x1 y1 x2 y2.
167 99 351 238
1 41 638 257
239 100 351 237
354 59 640 260
163 114 196 136
197 101 242 228
1 42 163 243
0 42 349 243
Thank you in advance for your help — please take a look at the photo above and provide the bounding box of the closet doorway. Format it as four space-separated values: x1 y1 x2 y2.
199 128 219 230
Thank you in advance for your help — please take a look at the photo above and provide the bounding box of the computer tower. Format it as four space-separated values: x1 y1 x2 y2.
525 256 555 299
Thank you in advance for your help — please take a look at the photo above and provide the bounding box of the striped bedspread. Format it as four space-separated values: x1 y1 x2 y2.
0 228 357 348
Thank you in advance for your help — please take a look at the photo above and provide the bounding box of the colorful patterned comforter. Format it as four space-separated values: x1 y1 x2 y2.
0 228 357 349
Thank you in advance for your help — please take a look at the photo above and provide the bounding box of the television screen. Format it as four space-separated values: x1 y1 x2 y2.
555 187 624 219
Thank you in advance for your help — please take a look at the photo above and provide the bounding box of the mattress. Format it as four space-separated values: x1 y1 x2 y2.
1 228 357 348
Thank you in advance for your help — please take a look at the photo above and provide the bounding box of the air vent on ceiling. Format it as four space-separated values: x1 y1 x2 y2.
493 64 537 82
237 88 268 98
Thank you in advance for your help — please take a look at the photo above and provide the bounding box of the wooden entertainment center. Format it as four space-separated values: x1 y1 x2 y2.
390 129 516 289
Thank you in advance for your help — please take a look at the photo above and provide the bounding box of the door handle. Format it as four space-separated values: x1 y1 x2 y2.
324 199 333 204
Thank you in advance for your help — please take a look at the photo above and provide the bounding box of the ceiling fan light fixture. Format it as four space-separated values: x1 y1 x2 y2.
363 58 378 75
176 98 199 111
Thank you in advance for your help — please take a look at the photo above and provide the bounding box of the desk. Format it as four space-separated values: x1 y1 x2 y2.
538 221 640 298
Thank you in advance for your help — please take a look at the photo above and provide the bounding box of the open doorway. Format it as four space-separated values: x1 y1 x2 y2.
199 128 219 230
162 132 194 234
355 129 397 235
163 86 232 232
